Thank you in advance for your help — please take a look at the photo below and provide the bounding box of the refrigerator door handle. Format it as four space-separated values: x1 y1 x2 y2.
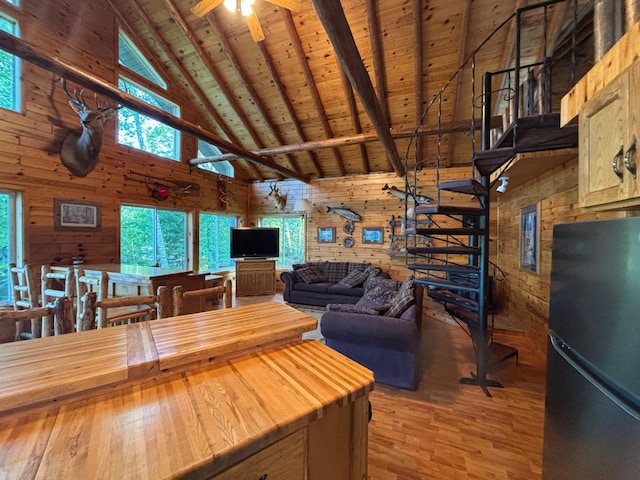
549 330 640 421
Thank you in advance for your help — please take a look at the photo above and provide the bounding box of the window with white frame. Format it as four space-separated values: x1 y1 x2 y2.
0 11 20 113
0 189 20 304
120 205 188 269
199 212 237 271
118 29 166 89
197 139 234 178
259 216 305 268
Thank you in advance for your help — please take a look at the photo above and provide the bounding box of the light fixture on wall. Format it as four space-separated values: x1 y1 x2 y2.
294 199 312 216
496 176 509 194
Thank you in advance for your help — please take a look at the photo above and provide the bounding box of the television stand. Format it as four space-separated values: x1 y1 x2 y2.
235 259 276 296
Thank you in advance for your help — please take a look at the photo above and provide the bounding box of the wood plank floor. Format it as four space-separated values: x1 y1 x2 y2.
234 293 547 480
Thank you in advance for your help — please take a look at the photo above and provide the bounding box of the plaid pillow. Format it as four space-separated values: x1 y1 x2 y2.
347 262 371 273
322 262 348 282
386 291 415 318
326 303 383 315
296 266 327 284
365 276 399 292
338 269 371 287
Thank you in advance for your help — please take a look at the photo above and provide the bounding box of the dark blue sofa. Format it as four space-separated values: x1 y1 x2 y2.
320 280 424 390
280 261 388 307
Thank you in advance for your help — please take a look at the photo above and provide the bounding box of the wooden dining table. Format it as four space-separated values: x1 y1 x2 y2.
0 302 374 479
79 263 208 314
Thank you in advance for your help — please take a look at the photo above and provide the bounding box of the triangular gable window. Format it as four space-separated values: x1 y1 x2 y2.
118 29 166 89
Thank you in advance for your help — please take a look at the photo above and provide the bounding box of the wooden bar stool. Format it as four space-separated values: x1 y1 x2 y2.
76 268 170 330
41 265 76 336
172 279 233 316
8 263 40 340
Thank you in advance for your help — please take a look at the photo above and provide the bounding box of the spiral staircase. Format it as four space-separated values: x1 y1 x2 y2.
404 0 585 395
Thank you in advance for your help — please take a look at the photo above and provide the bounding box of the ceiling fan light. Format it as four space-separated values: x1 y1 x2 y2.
223 0 237 12
240 2 253 16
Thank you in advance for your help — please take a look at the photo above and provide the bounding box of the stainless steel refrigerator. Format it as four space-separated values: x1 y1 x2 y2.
542 216 640 479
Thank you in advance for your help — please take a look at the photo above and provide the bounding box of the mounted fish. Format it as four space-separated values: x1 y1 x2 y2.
326 205 362 222
382 184 432 204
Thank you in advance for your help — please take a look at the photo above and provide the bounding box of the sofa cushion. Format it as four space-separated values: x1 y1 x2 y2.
338 269 371 287
346 262 371 274
327 284 365 297
322 262 349 282
296 266 327 283
293 281 332 293
363 277 399 305
386 290 415 318
326 303 384 315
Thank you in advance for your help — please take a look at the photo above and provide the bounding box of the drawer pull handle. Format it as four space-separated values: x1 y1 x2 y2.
259 475 268 480
624 136 637 179
612 145 624 182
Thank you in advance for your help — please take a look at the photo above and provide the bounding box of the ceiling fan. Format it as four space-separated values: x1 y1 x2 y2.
192 0 301 42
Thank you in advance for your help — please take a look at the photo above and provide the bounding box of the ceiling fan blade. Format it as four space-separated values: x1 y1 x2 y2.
265 0 302 11
246 12 265 42
191 0 225 17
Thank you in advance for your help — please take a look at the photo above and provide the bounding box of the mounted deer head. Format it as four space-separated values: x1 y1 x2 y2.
268 182 287 210
59 78 121 177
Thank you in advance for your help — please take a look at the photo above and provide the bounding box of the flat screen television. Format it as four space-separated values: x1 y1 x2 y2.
230 227 280 259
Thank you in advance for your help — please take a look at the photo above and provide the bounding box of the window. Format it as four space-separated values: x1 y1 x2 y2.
199 212 237 271
120 205 187 269
118 29 166 89
0 190 20 304
0 12 20 112
117 77 180 160
259 216 305 268
197 140 234 178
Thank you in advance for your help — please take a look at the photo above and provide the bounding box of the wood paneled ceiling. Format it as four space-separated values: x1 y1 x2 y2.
110 0 593 182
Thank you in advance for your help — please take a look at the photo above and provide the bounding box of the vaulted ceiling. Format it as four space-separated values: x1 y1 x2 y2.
109 0 594 183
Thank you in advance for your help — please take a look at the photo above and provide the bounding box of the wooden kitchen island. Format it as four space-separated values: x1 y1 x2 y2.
0 303 374 479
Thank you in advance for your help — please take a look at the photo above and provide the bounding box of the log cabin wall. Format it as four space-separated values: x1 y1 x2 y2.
492 155 626 365
249 167 482 307
0 0 247 269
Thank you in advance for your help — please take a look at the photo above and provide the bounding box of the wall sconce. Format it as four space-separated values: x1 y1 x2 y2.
294 199 312 216
496 176 509 194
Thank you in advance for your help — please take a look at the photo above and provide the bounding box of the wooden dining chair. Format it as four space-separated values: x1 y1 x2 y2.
172 279 233 316
76 268 170 330
41 265 76 336
9 263 41 340
0 296 74 341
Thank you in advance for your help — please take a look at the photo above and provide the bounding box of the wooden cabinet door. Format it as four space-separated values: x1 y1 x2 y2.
212 429 307 480
579 69 630 207
626 60 640 199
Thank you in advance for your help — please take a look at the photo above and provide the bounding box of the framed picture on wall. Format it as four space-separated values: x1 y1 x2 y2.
362 227 384 244
520 203 539 272
317 227 336 243
54 198 102 231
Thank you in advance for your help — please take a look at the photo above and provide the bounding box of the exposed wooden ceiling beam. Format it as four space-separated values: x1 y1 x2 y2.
114 0 259 181
190 119 483 165
337 63 371 174
204 10 302 175
365 0 389 123
281 9 347 176
163 0 272 154
256 41 324 177
0 30 310 183
311 0 404 177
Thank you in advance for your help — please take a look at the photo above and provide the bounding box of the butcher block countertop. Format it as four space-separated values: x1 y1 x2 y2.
0 302 375 479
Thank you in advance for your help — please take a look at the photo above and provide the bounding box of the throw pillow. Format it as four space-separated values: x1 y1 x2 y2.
326 304 383 315
338 269 371 288
386 290 415 318
364 276 399 292
296 266 327 284
364 285 398 305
